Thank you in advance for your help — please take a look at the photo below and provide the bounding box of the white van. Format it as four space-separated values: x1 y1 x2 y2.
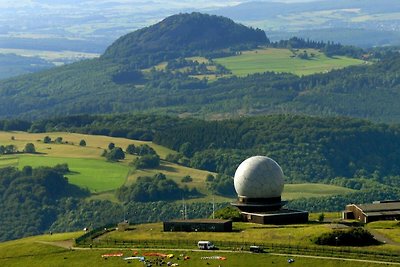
197 241 215 250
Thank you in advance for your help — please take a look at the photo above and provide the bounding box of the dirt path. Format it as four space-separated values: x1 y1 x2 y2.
368 229 400 246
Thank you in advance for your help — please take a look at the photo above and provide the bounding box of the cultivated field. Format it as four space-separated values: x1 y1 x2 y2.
214 48 365 76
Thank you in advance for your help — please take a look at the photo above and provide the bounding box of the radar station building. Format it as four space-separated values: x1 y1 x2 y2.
231 156 308 224
343 200 400 223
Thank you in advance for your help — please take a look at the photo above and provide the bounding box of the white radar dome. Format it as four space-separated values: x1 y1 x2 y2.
234 156 284 199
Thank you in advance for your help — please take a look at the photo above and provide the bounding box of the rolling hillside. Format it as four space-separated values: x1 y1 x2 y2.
0 131 353 199
1 221 400 266
0 128 363 242
2 13 400 122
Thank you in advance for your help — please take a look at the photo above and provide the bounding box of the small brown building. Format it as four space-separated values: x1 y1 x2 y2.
163 219 232 232
241 209 309 224
343 200 400 223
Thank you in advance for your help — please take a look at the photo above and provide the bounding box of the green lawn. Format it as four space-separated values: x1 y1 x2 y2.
215 48 365 76
0 131 356 199
17 155 129 193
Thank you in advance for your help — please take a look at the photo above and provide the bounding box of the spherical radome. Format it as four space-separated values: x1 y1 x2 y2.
234 156 284 198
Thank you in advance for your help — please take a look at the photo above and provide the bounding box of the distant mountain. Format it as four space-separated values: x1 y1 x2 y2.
213 0 400 22
102 12 268 64
212 0 400 47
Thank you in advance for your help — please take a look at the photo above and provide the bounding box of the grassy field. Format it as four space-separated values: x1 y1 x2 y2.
0 131 356 199
96 221 400 257
283 183 355 200
0 131 175 159
0 131 176 192
368 221 400 243
18 155 129 192
102 222 332 246
0 231 391 267
214 48 365 76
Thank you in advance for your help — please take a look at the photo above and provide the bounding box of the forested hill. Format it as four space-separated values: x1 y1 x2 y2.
4 114 400 184
0 12 400 122
102 12 268 65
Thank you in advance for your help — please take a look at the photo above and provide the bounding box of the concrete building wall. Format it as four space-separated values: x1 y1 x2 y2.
242 211 309 225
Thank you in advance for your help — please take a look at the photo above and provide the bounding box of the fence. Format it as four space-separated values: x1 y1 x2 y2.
76 235 400 263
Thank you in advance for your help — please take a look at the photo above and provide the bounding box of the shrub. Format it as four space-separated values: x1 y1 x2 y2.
106 147 125 162
181 175 193 183
213 206 242 222
313 227 380 246
108 142 115 150
126 144 136 154
206 174 215 182
132 154 160 169
24 143 36 153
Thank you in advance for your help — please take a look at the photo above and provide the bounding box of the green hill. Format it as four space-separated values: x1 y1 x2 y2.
0 127 361 242
2 13 399 122
102 12 268 66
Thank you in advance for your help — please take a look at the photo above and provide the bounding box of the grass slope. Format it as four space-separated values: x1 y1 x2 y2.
0 131 355 200
18 155 129 192
0 131 176 192
0 230 390 267
215 48 365 76
283 183 355 200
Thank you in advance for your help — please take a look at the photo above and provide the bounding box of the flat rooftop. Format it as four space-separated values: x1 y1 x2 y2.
241 209 308 217
165 219 231 223
353 201 400 212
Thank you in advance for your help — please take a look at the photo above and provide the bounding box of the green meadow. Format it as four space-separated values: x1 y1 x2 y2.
18 155 129 193
283 183 355 200
215 48 365 76
0 131 356 200
0 230 392 267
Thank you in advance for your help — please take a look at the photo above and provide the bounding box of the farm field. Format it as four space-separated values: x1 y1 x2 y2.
19 155 129 192
0 231 393 267
0 131 356 199
214 48 365 76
